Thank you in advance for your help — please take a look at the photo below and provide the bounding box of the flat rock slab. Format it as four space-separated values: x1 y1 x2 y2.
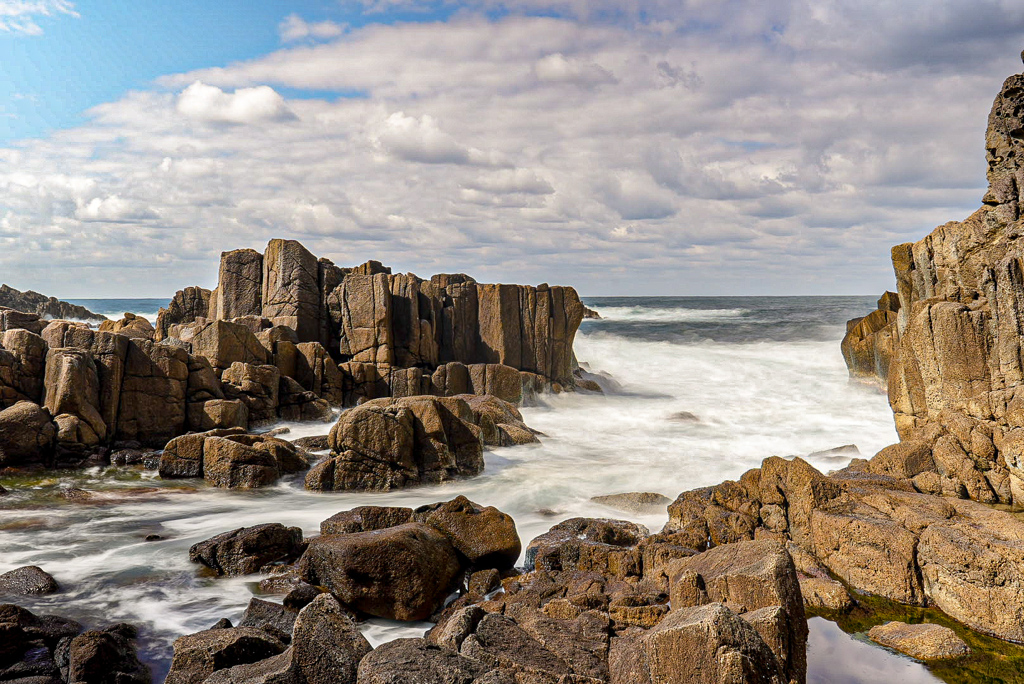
868 621 970 660
590 492 671 515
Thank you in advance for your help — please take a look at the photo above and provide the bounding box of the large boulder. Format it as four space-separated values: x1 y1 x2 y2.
414 495 521 569
59 625 151 684
526 518 649 579
0 400 56 466
98 313 154 340
189 523 304 576
307 396 484 492
0 328 47 407
609 603 787 684
665 539 806 683
164 627 286 684
115 340 189 446
44 347 106 447
156 286 211 342
298 522 462 621
222 362 280 425
291 593 372 683
190 320 270 373
203 436 281 488
356 638 485 684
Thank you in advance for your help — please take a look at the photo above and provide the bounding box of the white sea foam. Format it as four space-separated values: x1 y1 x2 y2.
0 310 901 679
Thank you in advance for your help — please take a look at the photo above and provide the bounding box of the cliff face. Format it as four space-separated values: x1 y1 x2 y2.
847 68 1024 505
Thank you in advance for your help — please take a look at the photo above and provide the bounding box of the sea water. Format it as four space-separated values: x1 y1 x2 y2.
0 296 938 682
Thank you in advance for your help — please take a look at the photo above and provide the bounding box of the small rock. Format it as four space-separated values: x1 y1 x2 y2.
667 411 700 423
291 435 329 451
0 484 6 496
807 444 860 459
209 618 233 630
189 523 304 576
591 492 672 515
144 534 164 542
868 621 970 660
0 566 59 596
263 427 291 437
799 577 853 612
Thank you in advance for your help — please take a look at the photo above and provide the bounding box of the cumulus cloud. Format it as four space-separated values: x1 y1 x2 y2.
0 0 77 35
1 2 1022 296
278 14 346 42
176 81 297 124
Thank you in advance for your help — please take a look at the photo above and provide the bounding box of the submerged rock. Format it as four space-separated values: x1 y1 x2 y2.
591 492 672 515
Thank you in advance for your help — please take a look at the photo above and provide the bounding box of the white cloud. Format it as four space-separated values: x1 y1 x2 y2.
1 5 1023 296
371 111 474 164
533 53 615 87
278 14 346 42
0 0 77 35
176 81 297 125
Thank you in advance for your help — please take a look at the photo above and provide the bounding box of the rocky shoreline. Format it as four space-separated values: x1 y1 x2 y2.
7 62 1024 684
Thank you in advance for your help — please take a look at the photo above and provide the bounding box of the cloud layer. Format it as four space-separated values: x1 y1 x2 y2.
1 1 1022 297
0 0 77 35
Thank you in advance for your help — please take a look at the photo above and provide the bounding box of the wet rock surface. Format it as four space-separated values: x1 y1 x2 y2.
868 621 970 661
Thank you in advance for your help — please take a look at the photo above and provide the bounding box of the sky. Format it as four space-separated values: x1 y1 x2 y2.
1 1 1024 298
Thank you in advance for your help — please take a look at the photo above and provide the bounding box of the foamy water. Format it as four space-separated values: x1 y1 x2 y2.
0 296 934 682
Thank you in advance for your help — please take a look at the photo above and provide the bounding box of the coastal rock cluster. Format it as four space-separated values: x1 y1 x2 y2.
843 67 1024 509
157 239 591 405
155 498 807 684
0 239 583 469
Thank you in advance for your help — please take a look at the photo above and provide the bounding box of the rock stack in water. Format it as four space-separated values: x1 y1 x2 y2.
157 239 587 405
0 238 585 470
842 62 1024 508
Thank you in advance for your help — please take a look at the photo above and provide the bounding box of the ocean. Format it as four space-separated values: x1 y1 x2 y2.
2 296 940 682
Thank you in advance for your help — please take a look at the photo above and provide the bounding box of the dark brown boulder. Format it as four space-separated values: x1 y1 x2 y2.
189 523 304 576
355 638 486 684
414 496 521 569
0 567 59 596
666 539 807 683
610 603 786 684
60 626 150 684
320 506 414 535
115 340 189 447
202 436 280 488
298 522 461 621
164 627 285 684
291 593 372 684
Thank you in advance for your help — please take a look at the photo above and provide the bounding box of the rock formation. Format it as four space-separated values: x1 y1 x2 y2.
0 238 577 463
181 500 808 684
843 63 1024 508
160 239 589 405
0 284 105 322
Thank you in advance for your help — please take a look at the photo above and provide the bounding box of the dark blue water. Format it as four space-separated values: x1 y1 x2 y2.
580 295 877 344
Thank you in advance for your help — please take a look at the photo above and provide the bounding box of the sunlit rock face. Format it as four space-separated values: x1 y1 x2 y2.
846 67 1024 506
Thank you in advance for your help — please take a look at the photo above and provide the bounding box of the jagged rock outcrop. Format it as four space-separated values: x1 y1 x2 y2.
840 291 900 384
842 63 1024 508
0 284 105 321
159 239 588 407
